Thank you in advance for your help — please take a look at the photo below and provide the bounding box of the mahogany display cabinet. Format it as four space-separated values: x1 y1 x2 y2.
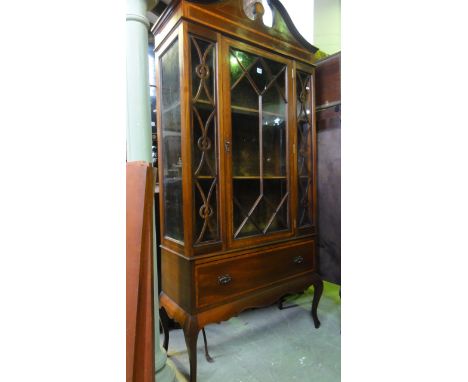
152 1 323 380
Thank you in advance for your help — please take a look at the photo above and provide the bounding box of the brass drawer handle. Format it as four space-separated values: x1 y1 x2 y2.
293 256 304 264
218 274 232 285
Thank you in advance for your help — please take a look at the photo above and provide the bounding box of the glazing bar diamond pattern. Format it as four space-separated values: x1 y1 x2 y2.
230 48 289 239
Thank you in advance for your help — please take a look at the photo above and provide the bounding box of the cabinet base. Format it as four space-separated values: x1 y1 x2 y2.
160 272 323 382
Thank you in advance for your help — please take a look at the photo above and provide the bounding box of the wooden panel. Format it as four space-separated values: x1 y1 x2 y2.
161 247 195 313
152 2 183 51
317 106 341 131
315 52 340 106
126 162 155 382
196 240 315 307
316 111 341 284
315 52 341 284
196 272 320 327
161 271 321 329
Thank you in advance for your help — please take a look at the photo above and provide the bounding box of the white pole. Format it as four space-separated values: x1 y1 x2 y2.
126 0 152 162
126 1 177 381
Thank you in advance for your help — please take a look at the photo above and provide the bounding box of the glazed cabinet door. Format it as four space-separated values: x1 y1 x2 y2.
157 31 185 248
187 24 223 255
222 38 294 248
157 22 224 256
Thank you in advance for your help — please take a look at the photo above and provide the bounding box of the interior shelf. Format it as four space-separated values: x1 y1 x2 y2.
232 176 286 179
231 105 286 118
195 175 216 179
189 102 285 117
187 175 289 181
193 175 288 180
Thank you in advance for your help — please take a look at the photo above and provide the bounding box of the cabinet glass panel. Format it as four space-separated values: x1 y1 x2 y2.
230 48 289 239
190 35 219 244
296 70 313 227
160 39 184 242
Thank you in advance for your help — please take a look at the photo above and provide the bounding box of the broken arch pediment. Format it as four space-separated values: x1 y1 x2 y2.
185 0 318 54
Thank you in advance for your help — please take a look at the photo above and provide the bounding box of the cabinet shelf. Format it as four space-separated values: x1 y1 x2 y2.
232 176 286 179
193 99 213 106
231 105 285 118
194 175 288 180
195 175 216 179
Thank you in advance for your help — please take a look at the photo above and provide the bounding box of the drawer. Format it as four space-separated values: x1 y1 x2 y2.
195 241 315 307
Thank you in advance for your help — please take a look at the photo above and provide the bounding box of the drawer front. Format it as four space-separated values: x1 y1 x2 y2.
196 241 315 307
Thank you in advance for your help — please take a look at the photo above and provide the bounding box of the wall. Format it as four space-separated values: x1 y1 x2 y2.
314 0 341 54
279 0 314 44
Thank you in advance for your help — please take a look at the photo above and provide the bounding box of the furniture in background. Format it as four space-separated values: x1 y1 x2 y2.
153 1 323 380
126 162 156 382
315 52 341 285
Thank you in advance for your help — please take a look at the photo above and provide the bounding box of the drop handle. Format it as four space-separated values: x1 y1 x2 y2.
224 140 231 152
293 256 304 264
218 274 232 285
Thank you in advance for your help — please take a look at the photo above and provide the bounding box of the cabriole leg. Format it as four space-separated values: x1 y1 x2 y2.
159 307 170 351
202 328 214 363
311 277 324 328
183 325 200 382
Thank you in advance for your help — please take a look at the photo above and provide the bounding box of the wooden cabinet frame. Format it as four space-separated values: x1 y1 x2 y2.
152 2 324 381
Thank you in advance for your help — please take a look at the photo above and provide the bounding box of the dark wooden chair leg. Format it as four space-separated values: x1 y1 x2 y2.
160 308 170 351
201 328 214 363
183 325 200 382
311 277 323 328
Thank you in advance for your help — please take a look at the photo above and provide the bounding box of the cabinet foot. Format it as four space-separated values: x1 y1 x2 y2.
183 322 199 382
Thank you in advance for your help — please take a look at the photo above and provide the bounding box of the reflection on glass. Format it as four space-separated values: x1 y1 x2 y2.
230 48 289 239
161 39 184 242
190 35 219 244
296 70 313 227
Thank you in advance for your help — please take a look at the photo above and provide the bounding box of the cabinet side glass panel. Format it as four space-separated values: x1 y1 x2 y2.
296 70 313 227
230 48 289 239
190 35 219 245
160 39 184 242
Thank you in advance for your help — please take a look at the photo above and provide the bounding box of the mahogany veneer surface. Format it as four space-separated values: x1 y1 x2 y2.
153 2 324 381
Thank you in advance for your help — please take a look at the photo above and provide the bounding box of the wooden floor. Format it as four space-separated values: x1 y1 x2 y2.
164 282 341 382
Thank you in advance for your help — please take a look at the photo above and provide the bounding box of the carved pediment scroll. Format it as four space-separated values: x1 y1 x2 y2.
153 0 318 63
